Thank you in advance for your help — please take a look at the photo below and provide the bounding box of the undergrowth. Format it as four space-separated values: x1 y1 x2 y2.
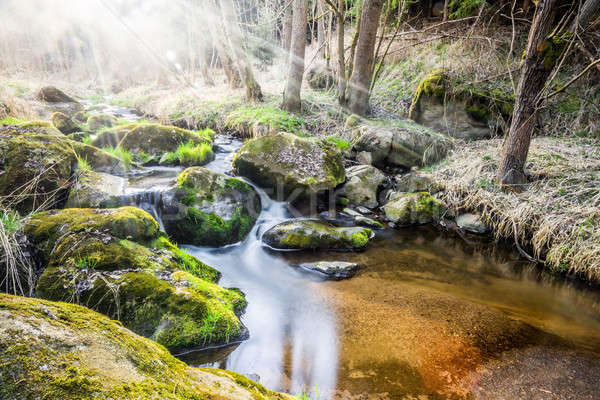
102 146 132 169
163 141 214 166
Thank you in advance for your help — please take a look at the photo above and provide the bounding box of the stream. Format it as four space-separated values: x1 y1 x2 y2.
117 134 600 399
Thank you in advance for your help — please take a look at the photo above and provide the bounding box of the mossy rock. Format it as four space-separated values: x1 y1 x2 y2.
225 105 305 138
262 219 373 251
65 170 126 208
0 124 127 212
350 122 453 169
160 167 261 247
0 293 292 400
67 132 90 143
383 192 447 225
233 132 345 199
408 69 514 140
73 110 90 123
25 207 161 263
17 120 63 136
0 125 75 213
87 113 117 131
92 122 214 164
307 67 335 90
25 206 245 349
51 111 80 134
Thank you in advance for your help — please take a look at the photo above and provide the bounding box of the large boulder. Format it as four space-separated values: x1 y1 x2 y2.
51 111 80 134
87 113 117 131
383 192 446 226
408 69 513 140
159 167 261 247
92 123 214 165
339 165 386 209
262 219 372 251
233 132 345 199
65 170 126 208
394 171 441 194
349 122 452 169
24 207 246 350
0 124 75 212
0 293 291 400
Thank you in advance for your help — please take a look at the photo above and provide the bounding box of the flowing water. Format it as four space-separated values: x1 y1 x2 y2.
120 134 600 399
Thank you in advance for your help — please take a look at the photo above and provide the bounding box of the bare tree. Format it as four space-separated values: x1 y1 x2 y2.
346 0 386 115
281 0 308 111
282 0 294 51
207 0 242 87
219 0 263 100
497 0 600 186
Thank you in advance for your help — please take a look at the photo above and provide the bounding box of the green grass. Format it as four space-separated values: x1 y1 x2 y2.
75 155 92 172
102 146 133 169
225 105 305 134
81 136 93 145
163 141 213 166
0 116 25 125
75 256 99 270
0 210 22 233
327 136 350 151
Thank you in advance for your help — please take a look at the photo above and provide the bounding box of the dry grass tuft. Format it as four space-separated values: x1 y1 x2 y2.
427 137 600 283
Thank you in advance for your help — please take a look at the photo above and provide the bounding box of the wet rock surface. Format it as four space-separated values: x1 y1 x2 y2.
298 261 361 280
339 164 385 209
263 219 373 251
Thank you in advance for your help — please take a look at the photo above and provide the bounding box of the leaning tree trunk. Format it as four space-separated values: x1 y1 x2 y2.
497 0 558 186
346 0 385 116
281 0 308 111
219 0 263 101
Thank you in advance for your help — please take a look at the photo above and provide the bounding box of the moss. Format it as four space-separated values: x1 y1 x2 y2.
537 32 571 71
87 113 117 131
384 192 446 225
175 207 255 247
264 220 373 250
409 69 447 118
225 104 305 137
92 123 214 164
351 229 371 247
0 293 288 400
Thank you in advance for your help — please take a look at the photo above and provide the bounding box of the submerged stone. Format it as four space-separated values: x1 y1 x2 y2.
233 132 345 200
262 219 373 251
0 293 290 400
298 261 361 280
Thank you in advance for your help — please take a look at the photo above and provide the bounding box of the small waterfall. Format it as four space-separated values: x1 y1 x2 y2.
119 189 166 231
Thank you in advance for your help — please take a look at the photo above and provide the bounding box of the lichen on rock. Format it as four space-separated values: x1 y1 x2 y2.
233 132 346 199
383 192 447 225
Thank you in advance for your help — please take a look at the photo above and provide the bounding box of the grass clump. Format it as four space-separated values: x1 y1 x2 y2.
327 136 350 152
225 105 305 136
102 146 132 169
0 209 35 296
163 141 214 166
75 154 91 172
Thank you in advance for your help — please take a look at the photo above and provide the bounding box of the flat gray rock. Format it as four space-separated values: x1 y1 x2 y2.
456 213 490 234
298 261 361 280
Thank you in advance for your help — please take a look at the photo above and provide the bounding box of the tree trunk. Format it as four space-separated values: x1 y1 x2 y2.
219 0 263 100
346 0 385 116
336 6 346 105
317 0 326 58
282 0 294 51
282 0 308 111
497 0 558 186
442 0 449 21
